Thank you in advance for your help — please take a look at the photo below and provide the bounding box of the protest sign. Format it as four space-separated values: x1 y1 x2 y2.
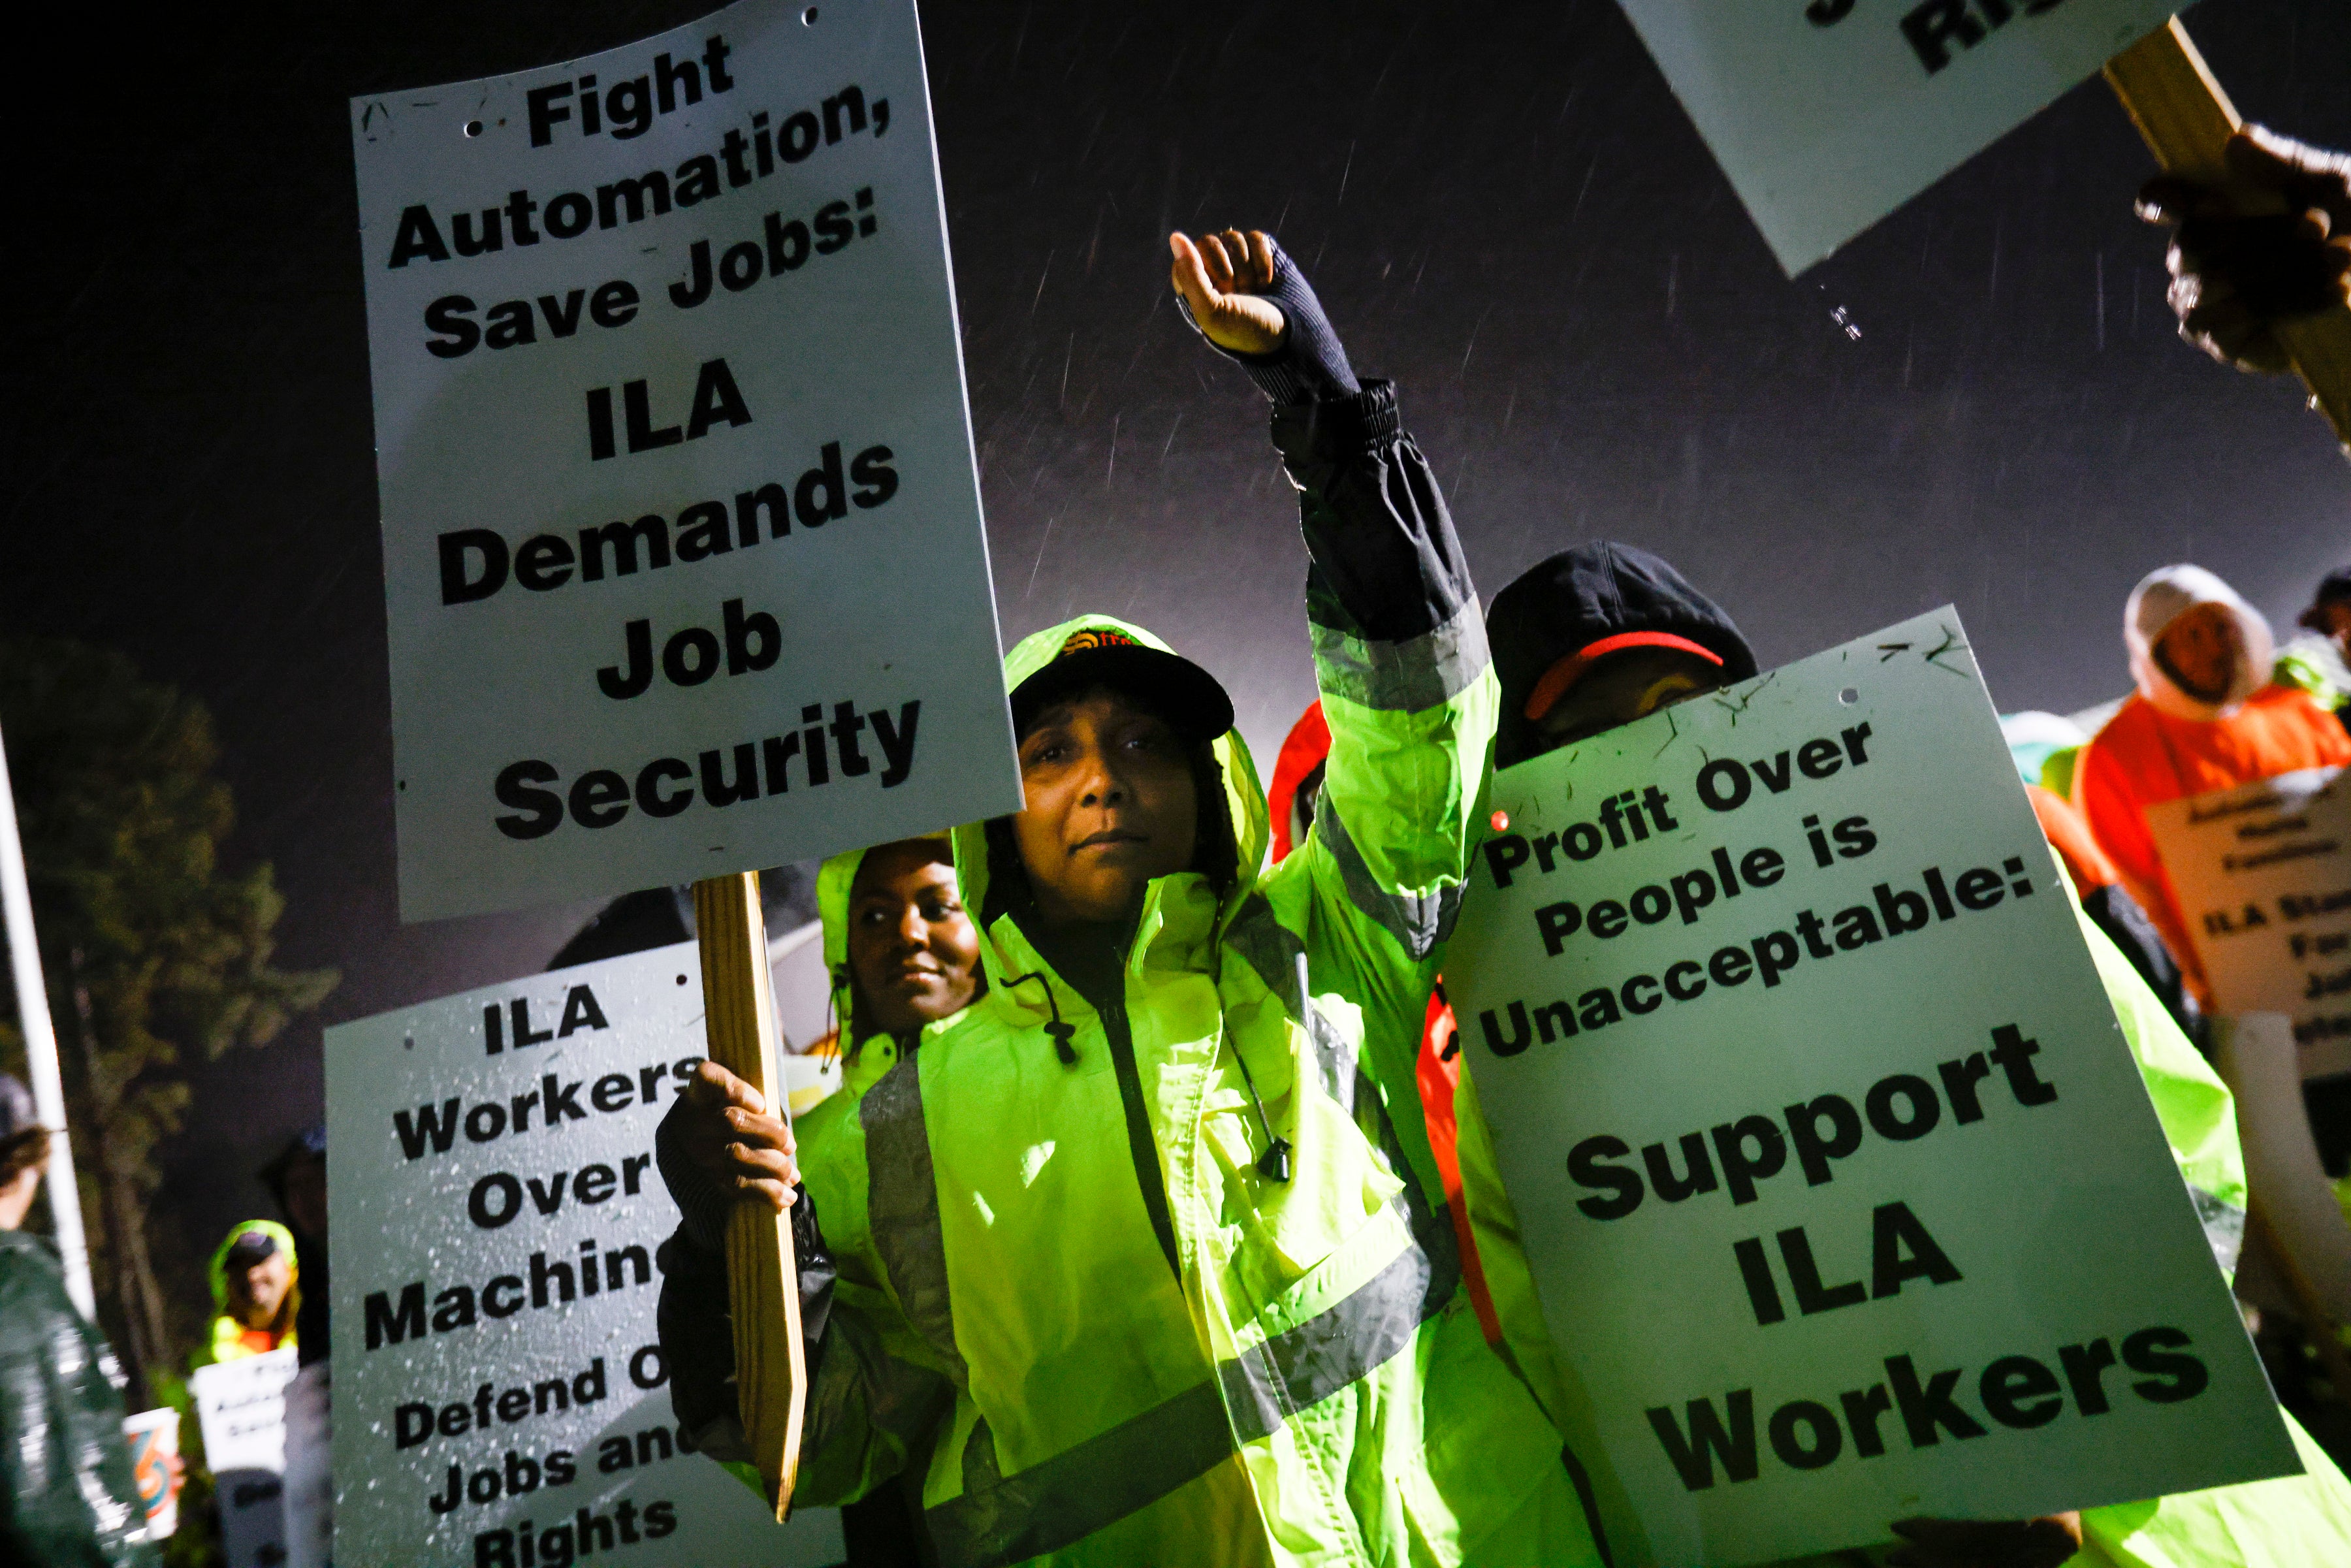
351 0 1019 923
1445 609 2294 1566
192 1347 299 1568
2149 765 2351 1081
1614 0 2173 272
325 943 844 1567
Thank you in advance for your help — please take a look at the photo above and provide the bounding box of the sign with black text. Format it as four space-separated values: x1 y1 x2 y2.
353 0 1017 921
1616 0 2174 272
2149 765 2351 1081
1446 609 2294 1567
325 944 844 1567
191 1349 297 1568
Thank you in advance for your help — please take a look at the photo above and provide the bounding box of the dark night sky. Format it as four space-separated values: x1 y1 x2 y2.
3 0 2344 1254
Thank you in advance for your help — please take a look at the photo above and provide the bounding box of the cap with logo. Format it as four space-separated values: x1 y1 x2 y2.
1009 625 1234 743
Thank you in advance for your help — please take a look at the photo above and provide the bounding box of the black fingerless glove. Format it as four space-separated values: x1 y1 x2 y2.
1181 236 1362 404
654 1090 739 1255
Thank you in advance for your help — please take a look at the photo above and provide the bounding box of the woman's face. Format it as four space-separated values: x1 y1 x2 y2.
847 841 982 1035
1014 688 1199 925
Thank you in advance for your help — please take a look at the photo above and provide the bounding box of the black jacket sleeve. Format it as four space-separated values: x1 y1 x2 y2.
1271 380 1477 645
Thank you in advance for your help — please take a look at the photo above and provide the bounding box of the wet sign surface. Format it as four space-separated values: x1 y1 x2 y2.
326 943 843 1566
1445 609 2293 1566
1616 0 2175 271
352 0 1017 921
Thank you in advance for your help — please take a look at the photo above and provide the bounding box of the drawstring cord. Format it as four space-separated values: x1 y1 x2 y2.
1002 970 1080 1064
1223 1029 1293 1183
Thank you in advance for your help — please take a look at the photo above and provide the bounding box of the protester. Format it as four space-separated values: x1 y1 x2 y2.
2001 712 2203 1048
1463 541 2351 1565
259 1130 327 1364
191 1219 298 1369
0 1072 159 1566
2071 565 2351 1011
259 1129 332 1568
660 835 980 1568
2136 125 2351 377
660 230 1602 1563
2290 568 2351 737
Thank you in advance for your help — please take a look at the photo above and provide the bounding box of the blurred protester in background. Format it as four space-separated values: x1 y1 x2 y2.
0 1072 157 1565
261 1129 333 1568
191 1219 298 1369
2292 569 2351 737
2001 711 2203 1049
260 1130 327 1364
660 835 980 1568
2071 566 2351 1010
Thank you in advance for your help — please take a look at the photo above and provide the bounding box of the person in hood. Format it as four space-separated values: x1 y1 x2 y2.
2072 564 2351 1009
2287 567 2351 737
259 1129 327 1365
1463 545 2351 1566
660 834 981 1567
0 1072 159 1566
658 229 1601 1565
191 1219 297 1369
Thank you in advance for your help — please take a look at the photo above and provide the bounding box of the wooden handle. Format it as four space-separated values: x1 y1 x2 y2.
694 872 805 1519
2105 19 2351 451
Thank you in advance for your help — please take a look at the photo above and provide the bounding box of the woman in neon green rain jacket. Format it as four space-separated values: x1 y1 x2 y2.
656 231 1603 1566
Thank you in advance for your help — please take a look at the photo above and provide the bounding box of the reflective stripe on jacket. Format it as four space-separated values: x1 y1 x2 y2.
792 585 1599 1560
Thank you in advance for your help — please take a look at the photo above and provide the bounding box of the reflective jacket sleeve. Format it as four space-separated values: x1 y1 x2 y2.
2073 899 2247 1271
1266 380 1497 1097
789 1078 961 1510
0 1243 155 1568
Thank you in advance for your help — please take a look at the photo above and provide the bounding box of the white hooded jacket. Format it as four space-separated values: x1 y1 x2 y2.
2124 564 2277 722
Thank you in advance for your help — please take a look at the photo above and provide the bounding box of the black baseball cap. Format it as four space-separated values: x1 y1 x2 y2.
224 1229 280 1268
1008 624 1234 743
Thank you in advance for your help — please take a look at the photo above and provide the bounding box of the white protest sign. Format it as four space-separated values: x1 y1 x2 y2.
1616 0 2175 272
325 943 844 1567
2149 766 2351 1081
1445 609 2293 1567
352 0 1018 922
192 1347 299 1568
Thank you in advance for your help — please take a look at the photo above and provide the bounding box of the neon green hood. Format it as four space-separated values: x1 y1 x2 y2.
948 613 1269 988
208 1218 296 1311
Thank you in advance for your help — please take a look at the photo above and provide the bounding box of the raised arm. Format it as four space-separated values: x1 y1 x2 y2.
1170 230 1497 963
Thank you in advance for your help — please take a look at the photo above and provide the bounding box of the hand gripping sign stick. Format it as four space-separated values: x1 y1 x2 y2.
2105 18 2351 453
694 871 805 1518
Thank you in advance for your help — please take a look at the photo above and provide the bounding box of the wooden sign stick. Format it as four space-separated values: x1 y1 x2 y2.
2105 19 2351 454
694 871 805 1519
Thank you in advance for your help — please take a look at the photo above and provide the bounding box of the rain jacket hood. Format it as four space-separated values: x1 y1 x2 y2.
809 833 968 1098
208 1219 296 1313
2126 564 2276 720
1487 542 1757 768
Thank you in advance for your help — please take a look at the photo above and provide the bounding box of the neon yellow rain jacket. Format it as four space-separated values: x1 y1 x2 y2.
790 599 1599 1565
191 1219 298 1371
